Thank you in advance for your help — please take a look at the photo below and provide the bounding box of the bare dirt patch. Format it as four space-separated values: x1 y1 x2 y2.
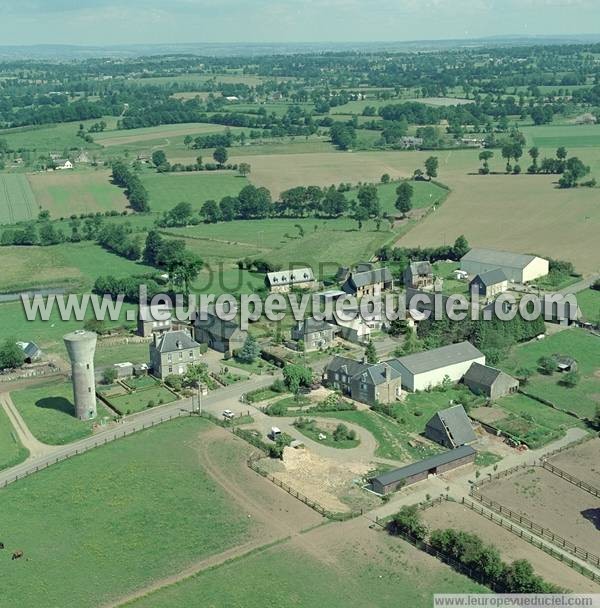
549 438 600 490
481 467 600 558
260 446 375 513
471 406 507 424
421 501 599 592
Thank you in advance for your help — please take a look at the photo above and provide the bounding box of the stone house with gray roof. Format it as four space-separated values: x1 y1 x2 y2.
194 311 247 356
425 405 477 449
291 318 338 352
323 355 402 405
149 330 202 380
403 261 434 290
341 265 394 297
463 362 519 400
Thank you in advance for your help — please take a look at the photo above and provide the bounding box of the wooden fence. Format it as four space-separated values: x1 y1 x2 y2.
0 410 191 489
461 497 600 584
246 454 362 522
540 459 600 498
470 488 600 568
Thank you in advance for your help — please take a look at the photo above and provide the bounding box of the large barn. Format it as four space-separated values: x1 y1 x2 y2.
392 341 485 392
460 248 549 284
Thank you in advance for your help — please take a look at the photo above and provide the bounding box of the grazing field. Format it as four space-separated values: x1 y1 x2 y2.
0 418 254 608
344 179 448 216
28 170 128 216
166 215 396 272
499 328 600 420
0 118 109 154
576 288 600 324
127 517 485 608
482 467 600 559
141 171 249 214
0 241 155 294
0 173 37 223
0 404 29 471
549 438 600 489
421 501 599 592
10 380 113 445
0 298 138 359
94 122 238 147
524 124 600 149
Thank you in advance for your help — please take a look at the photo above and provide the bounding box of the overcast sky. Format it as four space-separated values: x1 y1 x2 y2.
0 0 597 46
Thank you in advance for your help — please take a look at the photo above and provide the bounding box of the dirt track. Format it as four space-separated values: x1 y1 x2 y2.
549 439 600 490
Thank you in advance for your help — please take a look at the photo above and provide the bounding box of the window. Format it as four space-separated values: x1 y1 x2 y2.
167 354 172 362
168 366 173 373
189 351 194 358
179 352 183 360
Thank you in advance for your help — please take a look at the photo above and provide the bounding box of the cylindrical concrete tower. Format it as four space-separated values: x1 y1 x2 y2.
63 330 98 420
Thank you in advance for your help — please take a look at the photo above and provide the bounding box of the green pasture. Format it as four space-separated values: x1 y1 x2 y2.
499 328 600 419
141 171 249 214
0 418 252 608
576 288 600 324
106 385 178 415
127 527 484 608
10 380 113 445
0 405 29 470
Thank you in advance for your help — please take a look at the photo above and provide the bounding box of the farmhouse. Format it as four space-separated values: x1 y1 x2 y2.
463 362 519 400
469 268 508 301
370 446 476 494
394 341 485 392
341 265 394 297
137 303 173 337
194 312 247 355
404 261 434 290
323 355 402 406
425 405 477 449
291 318 338 352
460 248 549 284
330 313 371 344
265 267 316 293
399 136 423 149
149 330 202 380
54 159 73 170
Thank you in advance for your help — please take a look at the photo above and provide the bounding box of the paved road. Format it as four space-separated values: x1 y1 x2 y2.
0 373 276 488
559 273 600 296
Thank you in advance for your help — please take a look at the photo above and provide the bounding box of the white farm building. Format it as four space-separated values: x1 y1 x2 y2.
392 341 485 392
460 248 549 284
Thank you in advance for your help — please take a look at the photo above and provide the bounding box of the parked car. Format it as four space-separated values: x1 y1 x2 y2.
222 409 235 420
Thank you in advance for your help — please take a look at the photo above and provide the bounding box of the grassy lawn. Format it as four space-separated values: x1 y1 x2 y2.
227 357 276 375
94 341 150 368
10 380 113 445
0 405 29 470
122 375 160 390
28 170 128 217
390 387 484 435
141 172 249 214
127 532 485 608
0 298 138 357
499 328 600 419
317 409 441 462
0 417 253 608
293 418 360 449
107 386 178 415
576 288 600 324
344 179 448 216
0 241 155 293
475 451 502 468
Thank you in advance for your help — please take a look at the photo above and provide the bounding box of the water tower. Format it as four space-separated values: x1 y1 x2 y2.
63 330 97 420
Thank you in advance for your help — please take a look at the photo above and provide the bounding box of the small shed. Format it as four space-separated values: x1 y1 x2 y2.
370 446 476 494
555 355 577 373
463 362 519 400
